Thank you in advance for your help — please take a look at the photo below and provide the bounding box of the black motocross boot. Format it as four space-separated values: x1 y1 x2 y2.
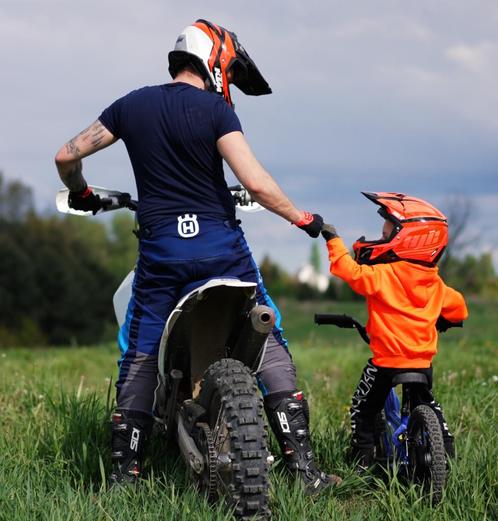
108 409 153 486
264 391 342 494
350 445 375 474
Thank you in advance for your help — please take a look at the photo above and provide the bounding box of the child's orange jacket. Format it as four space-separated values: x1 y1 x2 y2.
326 237 468 368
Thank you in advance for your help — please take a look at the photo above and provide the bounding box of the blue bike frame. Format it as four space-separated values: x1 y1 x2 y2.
383 389 409 462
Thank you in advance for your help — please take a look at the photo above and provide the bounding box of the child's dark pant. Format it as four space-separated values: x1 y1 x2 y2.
350 359 453 453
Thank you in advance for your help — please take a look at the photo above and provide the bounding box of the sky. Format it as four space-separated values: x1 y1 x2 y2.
1 0 497 273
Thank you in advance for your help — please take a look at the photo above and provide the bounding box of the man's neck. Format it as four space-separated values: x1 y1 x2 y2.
172 70 206 90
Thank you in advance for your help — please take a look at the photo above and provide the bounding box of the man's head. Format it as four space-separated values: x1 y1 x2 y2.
353 192 448 266
168 19 272 107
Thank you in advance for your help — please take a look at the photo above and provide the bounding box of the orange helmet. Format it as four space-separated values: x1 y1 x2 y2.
353 192 448 266
168 19 271 107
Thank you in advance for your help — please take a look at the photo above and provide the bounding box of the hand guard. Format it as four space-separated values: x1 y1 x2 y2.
321 224 338 241
294 212 324 238
68 185 102 215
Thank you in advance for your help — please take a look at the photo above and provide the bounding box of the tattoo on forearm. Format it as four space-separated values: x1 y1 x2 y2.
65 138 80 158
60 160 86 192
58 120 109 191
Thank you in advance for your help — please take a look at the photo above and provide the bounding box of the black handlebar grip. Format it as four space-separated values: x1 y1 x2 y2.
314 314 356 328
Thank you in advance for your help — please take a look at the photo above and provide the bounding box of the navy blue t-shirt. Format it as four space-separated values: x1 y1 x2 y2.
99 83 242 227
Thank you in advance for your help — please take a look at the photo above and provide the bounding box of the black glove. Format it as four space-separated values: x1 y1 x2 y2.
436 316 463 333
294 212 324 238
68 185 102 215
321 224 338 241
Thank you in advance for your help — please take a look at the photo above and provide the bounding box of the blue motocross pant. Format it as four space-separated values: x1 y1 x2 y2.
116 216 296 414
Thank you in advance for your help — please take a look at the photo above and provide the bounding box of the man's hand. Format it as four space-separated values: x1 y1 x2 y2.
293 212 324 238
68 185 102 215
321 224 339 241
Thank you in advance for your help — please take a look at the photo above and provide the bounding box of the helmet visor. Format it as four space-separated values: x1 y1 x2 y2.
228 32 272 96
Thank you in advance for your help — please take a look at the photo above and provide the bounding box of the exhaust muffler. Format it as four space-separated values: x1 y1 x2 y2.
230 305 275 370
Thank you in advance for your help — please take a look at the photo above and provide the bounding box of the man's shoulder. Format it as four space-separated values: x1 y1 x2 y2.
123 84 164 100
104 85 160 109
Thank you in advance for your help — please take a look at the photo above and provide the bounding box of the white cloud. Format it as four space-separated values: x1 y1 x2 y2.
376 64 445 96
373 42 498 131
334 16 433 42
445 42 496 72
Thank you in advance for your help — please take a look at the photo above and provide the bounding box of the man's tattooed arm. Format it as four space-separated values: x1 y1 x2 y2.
59 157 85 192
55 120 117 191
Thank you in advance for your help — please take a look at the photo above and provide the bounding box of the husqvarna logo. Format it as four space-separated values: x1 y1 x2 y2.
177 214 199 238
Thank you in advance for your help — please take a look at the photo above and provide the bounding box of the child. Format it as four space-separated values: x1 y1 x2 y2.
321 191 468 469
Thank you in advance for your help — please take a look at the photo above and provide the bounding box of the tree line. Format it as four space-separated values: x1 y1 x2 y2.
0 172 137 347
0 172 496 347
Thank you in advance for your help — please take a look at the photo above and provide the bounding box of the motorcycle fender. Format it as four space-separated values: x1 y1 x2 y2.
113 270 135 327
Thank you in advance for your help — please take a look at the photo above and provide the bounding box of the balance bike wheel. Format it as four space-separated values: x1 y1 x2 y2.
198 358 270 519
407 404 446 505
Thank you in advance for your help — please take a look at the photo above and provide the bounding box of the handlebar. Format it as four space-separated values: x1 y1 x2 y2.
314 313 370 344
314 313 463 345
228 184 254 207
100 193 138 212
98 186 253 214
314 313 358 328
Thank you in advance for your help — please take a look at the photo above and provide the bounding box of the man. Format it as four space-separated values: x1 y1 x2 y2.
55 19 340 493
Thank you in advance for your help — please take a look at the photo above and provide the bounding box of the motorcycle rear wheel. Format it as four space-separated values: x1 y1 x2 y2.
198 358 270 519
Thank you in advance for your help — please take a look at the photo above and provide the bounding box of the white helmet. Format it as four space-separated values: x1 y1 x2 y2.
168 19 271 107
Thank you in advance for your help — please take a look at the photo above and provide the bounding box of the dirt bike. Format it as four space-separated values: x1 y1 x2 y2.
57 185 274 519
314 313 462 505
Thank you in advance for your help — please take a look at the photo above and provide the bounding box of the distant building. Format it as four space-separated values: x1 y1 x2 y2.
296 263 329 293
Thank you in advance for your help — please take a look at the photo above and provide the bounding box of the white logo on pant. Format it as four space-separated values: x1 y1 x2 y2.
177 214 199 238
277 411 290 433
130 427 140 452
350 362 378 442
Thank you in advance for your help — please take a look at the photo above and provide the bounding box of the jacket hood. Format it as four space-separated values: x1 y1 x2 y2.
391 262 441 307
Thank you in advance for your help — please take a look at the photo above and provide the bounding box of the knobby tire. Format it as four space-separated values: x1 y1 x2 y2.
198 358 270 519
408 404 447 505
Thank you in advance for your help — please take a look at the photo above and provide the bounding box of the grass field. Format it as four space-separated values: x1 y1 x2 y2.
1 300 497 520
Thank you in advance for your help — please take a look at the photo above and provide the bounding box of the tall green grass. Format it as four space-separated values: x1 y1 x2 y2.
1 300 496 520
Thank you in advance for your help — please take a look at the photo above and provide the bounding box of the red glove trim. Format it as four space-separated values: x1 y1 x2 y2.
80 186 93 198
293 211 313 227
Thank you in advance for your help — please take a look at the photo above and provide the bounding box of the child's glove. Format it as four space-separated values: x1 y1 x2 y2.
321 223 338 241
436 316 463 332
